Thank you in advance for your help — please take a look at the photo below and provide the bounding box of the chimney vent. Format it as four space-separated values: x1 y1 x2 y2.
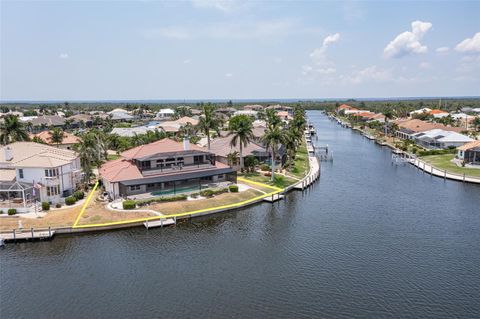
4 146 13 161
183 137 190 151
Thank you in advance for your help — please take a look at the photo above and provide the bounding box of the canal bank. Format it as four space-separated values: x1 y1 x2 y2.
2 111 480 319
329 113 480 184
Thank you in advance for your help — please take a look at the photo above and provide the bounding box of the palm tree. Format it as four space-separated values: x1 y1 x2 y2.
226 151 239 167
262 123 284 181
283 128 300 169
0 114 30 145
49 128 65 147
228 115 254 171
197 103 222 151
74 130 108 184
265 109 281 127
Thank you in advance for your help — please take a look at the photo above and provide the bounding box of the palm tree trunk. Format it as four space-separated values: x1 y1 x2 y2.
271 149 275 181
207 133 211 152
240 144 244 171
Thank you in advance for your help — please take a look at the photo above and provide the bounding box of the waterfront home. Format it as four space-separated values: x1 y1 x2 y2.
430 109 450 119
0 142 82 208
31 131 81 150
409 108 432 116
109 111 135 121
394 119 463 140
156 108 175 119
457 140 480 165
411 129 473 149
208 137 269 170
99 138 236 199
336 104 356 113
67 114 95 128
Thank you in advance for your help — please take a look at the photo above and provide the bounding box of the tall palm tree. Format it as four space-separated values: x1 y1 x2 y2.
228 115 254 171
0 114 30 145
74 130 107 184
262 123 284 181
49 128 65 147
265 109 281 127
197 103 222 151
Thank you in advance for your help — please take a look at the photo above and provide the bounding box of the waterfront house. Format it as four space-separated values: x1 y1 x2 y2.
31 131 81 150
394 119 463 140
0 142 82 209
429 109 450 119
99 138 236 199
457 140 480 165
208 137 269 170
411 129 473 149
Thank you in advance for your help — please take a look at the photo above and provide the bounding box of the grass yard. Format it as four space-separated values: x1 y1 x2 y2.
144 189 264 215
288 141 309 179
420 154 480 178
240 172 297 188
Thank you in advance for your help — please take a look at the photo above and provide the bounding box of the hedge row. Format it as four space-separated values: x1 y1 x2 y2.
135 194 188 207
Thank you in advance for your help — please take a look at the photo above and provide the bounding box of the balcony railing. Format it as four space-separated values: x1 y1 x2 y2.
141 162 216 176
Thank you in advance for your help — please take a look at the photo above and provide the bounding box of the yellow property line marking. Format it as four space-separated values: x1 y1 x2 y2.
237 177 282 191
73 178 283 229
73 181 99 227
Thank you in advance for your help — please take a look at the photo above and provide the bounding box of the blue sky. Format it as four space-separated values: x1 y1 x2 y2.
1 0 479 101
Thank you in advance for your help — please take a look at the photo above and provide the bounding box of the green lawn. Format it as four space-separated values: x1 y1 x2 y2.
288 141 309 178
420 154 480 177
239 172 297 189
107 154 121 161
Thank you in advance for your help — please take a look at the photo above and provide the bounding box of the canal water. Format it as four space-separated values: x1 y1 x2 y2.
1 111 480 318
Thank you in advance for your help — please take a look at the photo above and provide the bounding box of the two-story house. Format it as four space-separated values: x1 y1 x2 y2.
0 142 82 208
99 138 236 199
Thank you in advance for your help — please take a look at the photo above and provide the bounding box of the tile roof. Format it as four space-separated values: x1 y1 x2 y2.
396 119 463 133
31 131 81 145
208 137 266 157
0 142 78 168
121 138 206 160
457 140 480 151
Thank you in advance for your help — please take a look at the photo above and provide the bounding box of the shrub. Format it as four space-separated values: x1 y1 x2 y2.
229 185 239 193
200 189 214 197
65 196 76 206
135 194 187 206
260 164 270 171
8 208 16 215
122 200 136 210
41 202 50 211
55 203 62 208
73 191 85 200
0 210 3 214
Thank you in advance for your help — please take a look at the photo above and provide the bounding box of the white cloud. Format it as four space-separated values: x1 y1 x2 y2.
342 66 392 84
323 33 340 46
225 73 233 77
455 32 480 53
183 59 191 64
59 53 69 59
191 0 241 13
383 20 432 58
302 33 341 77
436 46 449 53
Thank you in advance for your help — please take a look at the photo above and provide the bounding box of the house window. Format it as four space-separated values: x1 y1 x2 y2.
19 169 24 179
194 155 203 164
218 174 224 179
47 185 60 196
45 168 59 177
140 161 151 169
130 185 141 191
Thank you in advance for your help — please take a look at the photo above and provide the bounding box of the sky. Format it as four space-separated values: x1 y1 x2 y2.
1 0 480 101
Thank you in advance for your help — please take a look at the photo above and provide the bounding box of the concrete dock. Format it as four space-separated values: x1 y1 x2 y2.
0 229 55 243
144 218 176 229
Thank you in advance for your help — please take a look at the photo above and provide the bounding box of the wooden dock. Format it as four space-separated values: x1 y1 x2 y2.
144 218 176 229
0 229 55 243
263 194 284 203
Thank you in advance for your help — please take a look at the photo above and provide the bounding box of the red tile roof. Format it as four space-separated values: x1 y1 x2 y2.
31 131 81 145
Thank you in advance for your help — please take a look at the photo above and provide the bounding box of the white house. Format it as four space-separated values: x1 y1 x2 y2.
409 108 432 116
412 129 473 149
156 108 175 119
0 142 82 208
233 110 258 118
